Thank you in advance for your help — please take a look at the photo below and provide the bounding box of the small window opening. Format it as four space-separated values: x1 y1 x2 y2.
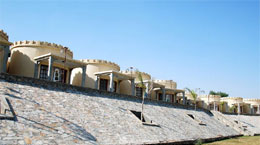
129 110 160 127
187 114 195 120
130 110 146 122
187 114 206 126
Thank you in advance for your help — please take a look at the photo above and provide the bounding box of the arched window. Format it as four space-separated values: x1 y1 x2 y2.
53 68 60 82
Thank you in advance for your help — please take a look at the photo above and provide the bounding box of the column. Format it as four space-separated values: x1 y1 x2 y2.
162 87 166 101
131 79 135 96
182 92 186 105
95 75 100 89
250 104 253 114
213 102 216 111
237 103 241 114
34 61 39 78
68 69 72 84
47 56 53 81
258 105 260 114
109 73 114 92
225 103 228 113
2 46 9 73
81 66 86 87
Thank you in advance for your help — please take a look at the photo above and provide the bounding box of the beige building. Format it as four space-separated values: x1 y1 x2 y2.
8 40 86 86
71 59 135 95
0 30 12 73
243 99 260 114
153 80 185 104
198 95 221 111
220 97 245 114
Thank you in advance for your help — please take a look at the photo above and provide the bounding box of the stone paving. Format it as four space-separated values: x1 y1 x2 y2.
222 114 260 135
0 79 241 144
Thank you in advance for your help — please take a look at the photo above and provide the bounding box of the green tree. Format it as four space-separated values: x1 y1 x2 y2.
209 91 229 98
185 88 198 110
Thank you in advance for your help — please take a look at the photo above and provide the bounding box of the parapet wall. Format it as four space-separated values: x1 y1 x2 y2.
11 40 73 57
81 59 120 70
0 30 9 41
221 97 243 104
120 70 151 81
243 99 260 106
154 80 177 89
0 30 12 45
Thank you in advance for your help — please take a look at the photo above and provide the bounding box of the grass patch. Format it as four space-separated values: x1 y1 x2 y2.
204 136 260 145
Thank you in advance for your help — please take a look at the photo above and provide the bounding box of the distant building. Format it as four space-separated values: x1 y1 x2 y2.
0 30 12 73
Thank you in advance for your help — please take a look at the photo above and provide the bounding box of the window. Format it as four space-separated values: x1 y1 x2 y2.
158 93 163 101
136 87 143 97
113 81 117 92
53 67 67 83
100 79 108 91
53 68 60 82
39 65 48 80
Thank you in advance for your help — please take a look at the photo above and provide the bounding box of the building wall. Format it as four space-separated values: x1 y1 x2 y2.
8 41 72 78
221 97 244 113
71 59 120 89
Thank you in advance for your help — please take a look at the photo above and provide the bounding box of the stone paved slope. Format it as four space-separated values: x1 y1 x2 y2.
221 114 260 136
0 78 240 145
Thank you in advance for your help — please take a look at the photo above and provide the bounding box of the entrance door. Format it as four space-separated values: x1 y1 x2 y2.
100 79 108 91
158 93 163 101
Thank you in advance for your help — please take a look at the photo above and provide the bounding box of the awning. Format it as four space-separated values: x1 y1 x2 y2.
34 53 86 69
94 70 134 80
153 88 185 94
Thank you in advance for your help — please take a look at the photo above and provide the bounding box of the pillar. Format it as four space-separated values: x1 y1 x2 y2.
225 103 228 113
238 103 241 114
81 66 86 87
95 75 100 89
182 92 186 105
68 69 72 84
258 105 260 114
131 79 135 96
162 87 166 101
2 46 9 73
34 61 39 78
213 102 216 111
47 56 53 81
109 73 114 92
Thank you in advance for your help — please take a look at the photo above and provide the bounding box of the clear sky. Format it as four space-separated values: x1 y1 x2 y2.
0 0 259 98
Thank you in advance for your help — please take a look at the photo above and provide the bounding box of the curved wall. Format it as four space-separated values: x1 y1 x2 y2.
71 59 120 89
8 40 72 77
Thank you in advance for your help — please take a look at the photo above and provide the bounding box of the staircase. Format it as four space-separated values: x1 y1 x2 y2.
212 111 254 136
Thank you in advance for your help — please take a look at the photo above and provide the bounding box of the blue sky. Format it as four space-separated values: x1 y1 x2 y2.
0 0 259 98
